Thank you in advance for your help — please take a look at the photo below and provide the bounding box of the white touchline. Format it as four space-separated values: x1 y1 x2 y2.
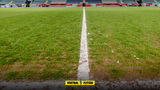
77 7 90 80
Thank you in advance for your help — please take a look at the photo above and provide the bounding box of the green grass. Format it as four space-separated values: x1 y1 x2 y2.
0 7 82 80
87 7 160 80
1 7 160 81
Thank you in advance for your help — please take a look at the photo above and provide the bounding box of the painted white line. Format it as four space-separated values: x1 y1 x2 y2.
77 7 90 80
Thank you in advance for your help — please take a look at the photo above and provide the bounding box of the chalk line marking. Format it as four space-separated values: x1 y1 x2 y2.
77 7 90 80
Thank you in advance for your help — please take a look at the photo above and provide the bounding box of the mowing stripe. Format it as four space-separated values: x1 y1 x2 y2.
77 7 90 80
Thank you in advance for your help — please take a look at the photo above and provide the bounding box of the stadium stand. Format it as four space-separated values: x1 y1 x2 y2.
143 0 155 6
122 0 136 3
0 0 158 7
32 0 45 4
48 0 67 7
67 0 82 4
48 0 66 4
157 0 160 2
86 0 102 3
122 0 139 6
101 0 121 6
102 0 120 3
0 0 11 4
12 0 25 4
143 0 155 3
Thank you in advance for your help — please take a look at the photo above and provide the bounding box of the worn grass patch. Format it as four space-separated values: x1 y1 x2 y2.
0 7 82 80
87 7 160 80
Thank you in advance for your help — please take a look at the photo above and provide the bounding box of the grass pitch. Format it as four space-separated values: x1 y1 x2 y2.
0 7 82 80
0 7 160 81
87 7 160 80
